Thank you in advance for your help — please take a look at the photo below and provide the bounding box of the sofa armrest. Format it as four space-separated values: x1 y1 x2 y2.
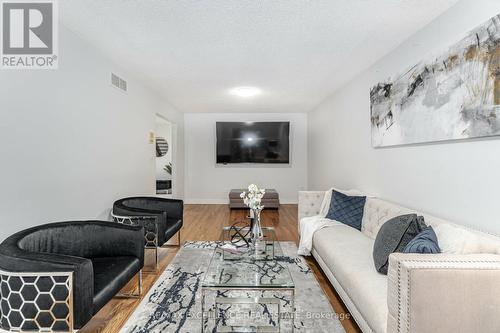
387 252 500 333
298 191 325 220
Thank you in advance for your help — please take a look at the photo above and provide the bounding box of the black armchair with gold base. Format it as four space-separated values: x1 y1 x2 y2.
0 221 144 331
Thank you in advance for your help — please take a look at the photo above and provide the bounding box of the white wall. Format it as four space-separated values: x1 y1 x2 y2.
0 24 184 241
308 0 500 234
184 113 307 204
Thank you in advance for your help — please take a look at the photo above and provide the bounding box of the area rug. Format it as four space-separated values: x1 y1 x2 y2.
120 241 345 333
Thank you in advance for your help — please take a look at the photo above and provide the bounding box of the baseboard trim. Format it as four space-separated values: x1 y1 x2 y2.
184 198 298 205
279 200 298 205
184 198 228 204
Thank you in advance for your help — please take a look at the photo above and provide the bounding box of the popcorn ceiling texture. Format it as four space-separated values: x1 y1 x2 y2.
60 0 457 113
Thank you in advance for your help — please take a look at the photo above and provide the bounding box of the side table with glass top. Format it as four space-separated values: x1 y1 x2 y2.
202 227 295 332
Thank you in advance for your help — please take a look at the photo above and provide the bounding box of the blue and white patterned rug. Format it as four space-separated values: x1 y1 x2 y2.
120 242 345 333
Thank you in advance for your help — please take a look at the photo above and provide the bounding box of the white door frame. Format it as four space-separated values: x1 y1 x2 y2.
155 114 178 198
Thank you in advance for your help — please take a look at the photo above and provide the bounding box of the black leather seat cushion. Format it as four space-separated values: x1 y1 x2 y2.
91 256 141 313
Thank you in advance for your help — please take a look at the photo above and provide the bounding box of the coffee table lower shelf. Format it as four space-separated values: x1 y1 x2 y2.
201 286 295 333
202 229 296 332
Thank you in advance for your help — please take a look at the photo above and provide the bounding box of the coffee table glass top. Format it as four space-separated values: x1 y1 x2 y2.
202 228 295 289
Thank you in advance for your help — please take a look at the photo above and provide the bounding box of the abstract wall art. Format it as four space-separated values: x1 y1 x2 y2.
370 15 500 147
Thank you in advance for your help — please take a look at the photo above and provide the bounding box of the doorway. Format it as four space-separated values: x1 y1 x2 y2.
155 115 173 198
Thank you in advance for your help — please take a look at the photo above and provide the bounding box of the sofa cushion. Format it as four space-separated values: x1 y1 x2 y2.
404 226 441 254
326 190 366 230
373 214 426 274
91 256 141 313
313 225 388 333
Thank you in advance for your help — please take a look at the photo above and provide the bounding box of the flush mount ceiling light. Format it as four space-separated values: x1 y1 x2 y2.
229 86 262 98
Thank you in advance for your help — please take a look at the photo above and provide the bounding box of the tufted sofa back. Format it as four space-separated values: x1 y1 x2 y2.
362 198 413 239
361 197 494 241
299 190 499 243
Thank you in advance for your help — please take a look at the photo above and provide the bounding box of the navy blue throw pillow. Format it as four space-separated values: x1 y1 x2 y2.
325 190 366 230
403 226 441 254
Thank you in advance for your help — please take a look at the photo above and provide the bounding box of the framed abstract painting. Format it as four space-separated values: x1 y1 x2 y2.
371 15 500 147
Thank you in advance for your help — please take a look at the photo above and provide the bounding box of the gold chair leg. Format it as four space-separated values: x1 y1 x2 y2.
162 230 182 247
115 270 142 299
142 247 159 274
138 270 143 295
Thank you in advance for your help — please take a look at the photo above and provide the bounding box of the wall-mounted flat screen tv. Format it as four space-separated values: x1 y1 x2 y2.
216 122 290 164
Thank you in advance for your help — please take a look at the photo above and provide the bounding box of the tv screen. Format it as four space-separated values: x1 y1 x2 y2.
216 122 290 164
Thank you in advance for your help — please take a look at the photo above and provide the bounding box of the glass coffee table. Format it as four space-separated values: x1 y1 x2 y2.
201 227 295 332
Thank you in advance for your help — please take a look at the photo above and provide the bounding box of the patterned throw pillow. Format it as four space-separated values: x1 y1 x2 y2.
404 226 441 254
325 190 366 230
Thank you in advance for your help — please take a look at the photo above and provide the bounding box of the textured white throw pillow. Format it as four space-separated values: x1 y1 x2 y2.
433 223 500 254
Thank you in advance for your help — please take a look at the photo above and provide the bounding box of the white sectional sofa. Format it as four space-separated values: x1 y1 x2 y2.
298 191 500 333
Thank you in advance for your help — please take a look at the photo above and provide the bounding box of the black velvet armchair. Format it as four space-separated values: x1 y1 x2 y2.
0 221 144 331
112 197 184 247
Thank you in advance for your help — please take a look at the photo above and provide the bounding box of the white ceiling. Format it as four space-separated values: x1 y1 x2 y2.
60 0 459 113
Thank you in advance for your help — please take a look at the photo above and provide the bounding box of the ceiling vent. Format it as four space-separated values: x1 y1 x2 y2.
111 73 127 93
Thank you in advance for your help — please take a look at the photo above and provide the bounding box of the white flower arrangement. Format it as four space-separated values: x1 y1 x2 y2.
240 184 266 211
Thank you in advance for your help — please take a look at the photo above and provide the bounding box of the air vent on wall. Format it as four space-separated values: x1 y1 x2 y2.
111 73 127 93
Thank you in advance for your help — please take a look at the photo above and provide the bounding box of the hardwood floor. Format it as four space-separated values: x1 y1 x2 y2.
79 204 361 333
